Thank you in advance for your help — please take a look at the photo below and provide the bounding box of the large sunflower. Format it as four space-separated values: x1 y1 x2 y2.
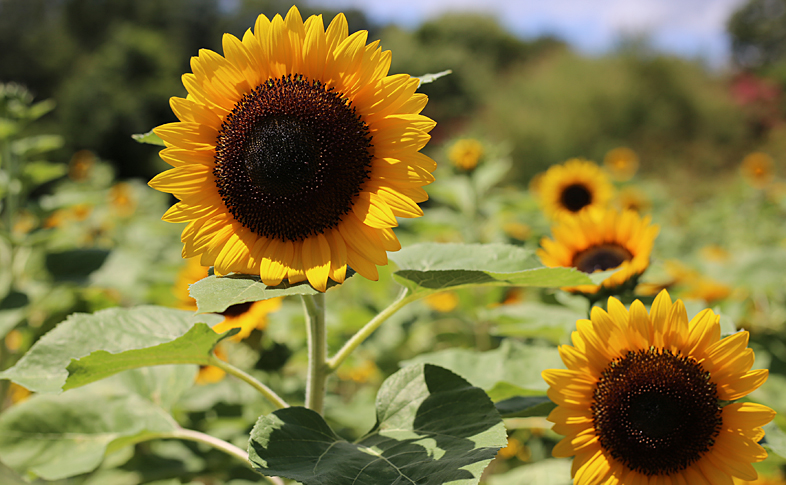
543 290 774 484
149 6 436 292
537 159 614 219
537 208 659 294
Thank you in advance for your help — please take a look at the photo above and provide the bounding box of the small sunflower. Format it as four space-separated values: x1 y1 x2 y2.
603 147 639 182
616 186 650 214
537 208 659 294
542 290 774 484
149 6 436 292
537 159 614 220
740 152 775 189
448 138 484 171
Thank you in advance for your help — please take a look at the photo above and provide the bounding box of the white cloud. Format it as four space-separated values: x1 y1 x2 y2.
306 0 749 65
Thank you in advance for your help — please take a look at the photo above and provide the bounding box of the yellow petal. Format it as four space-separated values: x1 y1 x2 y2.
302 233 331 292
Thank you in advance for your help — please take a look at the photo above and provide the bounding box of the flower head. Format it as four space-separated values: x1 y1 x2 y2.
448 138 484 171
537 159 614 220
603 147 639 182
149 7 436 292
740 152 775 189
537 208 659 294
543 291 774 484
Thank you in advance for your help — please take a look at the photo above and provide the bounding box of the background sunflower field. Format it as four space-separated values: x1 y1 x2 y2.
2 0 786 484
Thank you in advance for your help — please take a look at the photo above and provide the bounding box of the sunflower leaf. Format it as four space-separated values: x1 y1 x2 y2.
248 363 506 485
763 422 786 459
0 306 222 394
0 388 177 480
63 323 238 391
415 69 452 87
190 271 353 313
390 242 594 294
131 129 165 146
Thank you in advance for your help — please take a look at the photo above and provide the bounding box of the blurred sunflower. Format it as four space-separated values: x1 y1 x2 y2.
537 159 614 220
615 186 650 213
108 182 137 217
603 147 639 182
448 138 484 171
543 290 773 484
740 152 775 189
423 291 459 312
149 6 436 292
537 208 659 294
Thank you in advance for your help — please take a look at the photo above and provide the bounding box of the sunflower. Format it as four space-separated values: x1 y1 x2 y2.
542 290 774 484
603 147 639 182
148 6 436 292
537 159 614 220
448 138 484 171
537 208 659 294
740 152 775 189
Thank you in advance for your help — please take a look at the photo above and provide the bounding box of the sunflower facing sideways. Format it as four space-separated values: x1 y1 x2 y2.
537 158 614 220
537 208 659 294
542 290 774 485
149 6 436 292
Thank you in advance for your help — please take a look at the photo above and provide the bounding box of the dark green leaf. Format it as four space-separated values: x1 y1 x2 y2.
494 396 556 418
0 290 28 338
0 306 222 394
45 249 110 282
0 389 176 480
131 129 165 146
249 364 506 485
390 243 594 294
190 271 352 314
64 323 236 390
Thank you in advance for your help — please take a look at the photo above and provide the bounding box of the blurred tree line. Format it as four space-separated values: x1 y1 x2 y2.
0 0 781 182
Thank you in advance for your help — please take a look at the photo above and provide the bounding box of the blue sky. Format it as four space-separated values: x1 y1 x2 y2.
306 0 748 67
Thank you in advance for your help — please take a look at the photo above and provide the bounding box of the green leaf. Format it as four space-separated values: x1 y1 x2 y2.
484 301 585 344
249 364 506 485
415 69 452 87
190 271 352 314
11 134 64 157
486 459 572 485
390 243 594 295
21 160 67 185
0 389 177 480
45 248 111 282
0 306 222 394
403 339 562 395
64 323 237 390
763 422 786 460
131 129 165 146
0 290 28 338
494 395 556 418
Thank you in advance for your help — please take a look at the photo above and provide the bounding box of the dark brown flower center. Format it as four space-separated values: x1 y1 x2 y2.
213 75 373 241
592 348 722 476
572 244 633 273
560 183 592 212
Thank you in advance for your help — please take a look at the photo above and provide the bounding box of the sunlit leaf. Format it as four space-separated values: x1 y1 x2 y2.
21 160 67 186
131 129 165 146
249 364 506 484
486 459 572 485
64 323 237 390
0 306 222 394
190 271 353 314
415 69 452 87
0 389 177 480
390 243 594 295
763 422 786 460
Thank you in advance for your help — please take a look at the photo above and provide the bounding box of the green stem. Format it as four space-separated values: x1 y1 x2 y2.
327 288 416 372
207 354 289 409
302 293 327 414
154 428 285 485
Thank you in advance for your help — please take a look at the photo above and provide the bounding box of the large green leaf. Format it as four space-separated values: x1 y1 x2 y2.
0 306 222 394
486 459 572 485
64 323 236 390
0 389 177 480
390 243 595 295
190 272 351 314
249 364 506 484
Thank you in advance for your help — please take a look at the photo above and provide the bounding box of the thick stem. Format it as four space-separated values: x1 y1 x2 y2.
155 428 285 485
327 288 415 372
302 293 327 414
207 354 289 409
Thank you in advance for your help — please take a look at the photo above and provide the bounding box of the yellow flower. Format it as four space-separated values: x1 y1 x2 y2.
616 186 650 213
740 152 775 189
681 277 733 304
148 6 436 292
196 345 228 385
173 256 210 311
68 150 95 182
448 138 483 171
497 436 531 462
700 245 730 263
8 383 31 404
212 297 283 341
108 182 137 217
537 208 659 294
423 291 459 312
603 147 639 182
336 359 380 383
503 221 531 241
537 159 614 220
543 290 774 484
